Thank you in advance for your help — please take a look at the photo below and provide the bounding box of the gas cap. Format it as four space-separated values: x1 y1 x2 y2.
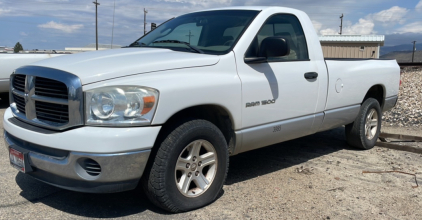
335 79 343 93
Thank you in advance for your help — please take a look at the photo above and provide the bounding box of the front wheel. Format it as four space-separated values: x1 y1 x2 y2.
345 98 382 150
142 119 229 213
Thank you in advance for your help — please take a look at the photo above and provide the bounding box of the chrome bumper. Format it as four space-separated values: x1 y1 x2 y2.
4 131 150 193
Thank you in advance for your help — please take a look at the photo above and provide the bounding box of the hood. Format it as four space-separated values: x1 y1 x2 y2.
31 48 220 85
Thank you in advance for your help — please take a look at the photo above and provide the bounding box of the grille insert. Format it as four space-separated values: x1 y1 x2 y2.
12 94 25 113
35 77 68 99
35 101 69 124
13 74 26 92
82 159 102 176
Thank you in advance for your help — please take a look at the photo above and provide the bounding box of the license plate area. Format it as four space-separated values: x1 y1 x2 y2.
9 147 27 173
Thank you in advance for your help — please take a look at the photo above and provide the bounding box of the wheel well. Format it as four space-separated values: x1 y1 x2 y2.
363 85 384 108
154 105 236 154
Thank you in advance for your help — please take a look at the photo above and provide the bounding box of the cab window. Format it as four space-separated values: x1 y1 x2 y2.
245 14 309 61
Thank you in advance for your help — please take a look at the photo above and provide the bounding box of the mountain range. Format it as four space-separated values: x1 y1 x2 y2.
380 43 422 56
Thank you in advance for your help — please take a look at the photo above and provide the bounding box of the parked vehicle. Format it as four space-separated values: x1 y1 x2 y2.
4 6 400 212
0 54 65 94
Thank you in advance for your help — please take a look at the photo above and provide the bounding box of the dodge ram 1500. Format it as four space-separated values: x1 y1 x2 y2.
4 6 399 212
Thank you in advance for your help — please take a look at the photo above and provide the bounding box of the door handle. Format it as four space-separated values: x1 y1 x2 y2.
304 72 318 79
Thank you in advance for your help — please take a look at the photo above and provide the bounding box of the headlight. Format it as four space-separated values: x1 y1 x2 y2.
85 86 159 126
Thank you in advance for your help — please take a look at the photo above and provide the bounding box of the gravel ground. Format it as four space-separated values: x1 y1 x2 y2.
1 99 422 219
383 67 422 127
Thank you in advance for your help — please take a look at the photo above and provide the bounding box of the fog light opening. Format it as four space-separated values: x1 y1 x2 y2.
81 158 102 176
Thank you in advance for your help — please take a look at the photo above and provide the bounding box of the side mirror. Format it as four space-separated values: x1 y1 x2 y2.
259 37 290 58
244 36 290 64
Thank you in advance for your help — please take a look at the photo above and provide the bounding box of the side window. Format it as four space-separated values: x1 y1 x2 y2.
245 14 309 61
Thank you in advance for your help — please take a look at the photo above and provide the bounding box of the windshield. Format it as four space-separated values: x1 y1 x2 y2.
130 10 260 55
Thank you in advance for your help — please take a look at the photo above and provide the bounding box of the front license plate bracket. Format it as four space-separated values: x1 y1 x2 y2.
9 146 33 173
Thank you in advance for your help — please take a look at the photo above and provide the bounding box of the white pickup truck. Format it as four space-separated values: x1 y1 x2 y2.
4 6 399 212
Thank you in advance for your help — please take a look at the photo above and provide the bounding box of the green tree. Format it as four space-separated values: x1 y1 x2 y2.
14 42 23 53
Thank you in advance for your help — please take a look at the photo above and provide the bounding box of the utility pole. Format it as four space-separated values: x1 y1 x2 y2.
339 14 343 35
111 0 115 49
412 41 417 63
93 0 100 50
186 30 194 44
144 8 148 35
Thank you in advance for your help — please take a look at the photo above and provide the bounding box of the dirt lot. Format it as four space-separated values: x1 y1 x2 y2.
0 99 422 219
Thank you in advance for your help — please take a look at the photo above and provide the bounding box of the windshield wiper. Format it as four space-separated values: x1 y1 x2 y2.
152 40 204 54
128 42 146 47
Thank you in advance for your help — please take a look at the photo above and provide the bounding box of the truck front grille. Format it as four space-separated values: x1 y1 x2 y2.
35 101 69 124
12 74 26 92
10 66 83 130
35 77 68 99
12 94 25 113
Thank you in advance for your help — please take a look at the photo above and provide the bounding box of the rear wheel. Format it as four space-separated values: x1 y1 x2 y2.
345 98 381 150
142 119 228 213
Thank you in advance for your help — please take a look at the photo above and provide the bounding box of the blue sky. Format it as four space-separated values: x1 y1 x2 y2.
0 0 421 49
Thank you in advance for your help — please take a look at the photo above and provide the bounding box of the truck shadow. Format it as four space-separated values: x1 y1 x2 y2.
226 127 352 185
0 94 9 109
15 127 353 218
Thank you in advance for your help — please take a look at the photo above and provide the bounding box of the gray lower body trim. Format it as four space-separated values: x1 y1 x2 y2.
235 115 314 154
4 131 150 193
383 95 398 112
317 105 360 132
0 78 9 93
234 105 361 155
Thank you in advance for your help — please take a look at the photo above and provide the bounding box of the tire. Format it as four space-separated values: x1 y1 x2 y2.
345 98 382 150
142 119 229 213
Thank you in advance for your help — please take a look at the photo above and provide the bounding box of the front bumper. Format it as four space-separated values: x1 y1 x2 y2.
3 108 161 193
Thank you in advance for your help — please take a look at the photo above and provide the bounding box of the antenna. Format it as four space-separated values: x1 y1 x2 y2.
339 14 343 35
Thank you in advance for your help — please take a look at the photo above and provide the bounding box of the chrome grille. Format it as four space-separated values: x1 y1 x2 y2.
12 94 25 113
35 77 68 99
13 74 26 92
35 101 69 124
10 66 83 130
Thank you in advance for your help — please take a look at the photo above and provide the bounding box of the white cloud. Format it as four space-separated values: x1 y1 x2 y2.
312 20 322 33
319 18 375 35
369 6 408 26
417 1 422 12
20 32 28 36
0 8 11 15
396 22 422 34
38 21 84 33
320 28 338 35
155 0 231 7
343 18 375 35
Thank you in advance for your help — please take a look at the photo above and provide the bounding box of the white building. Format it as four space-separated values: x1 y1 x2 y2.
319 35 385 59
65 43 122 52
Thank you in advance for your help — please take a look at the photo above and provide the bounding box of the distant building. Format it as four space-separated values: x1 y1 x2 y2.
65 43 122 52
0 46 14 53
319 35 385 59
